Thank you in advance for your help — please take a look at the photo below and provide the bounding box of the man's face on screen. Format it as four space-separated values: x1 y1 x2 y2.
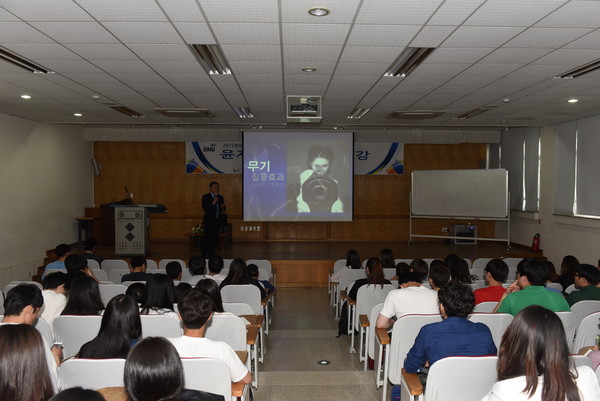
311 157 330 175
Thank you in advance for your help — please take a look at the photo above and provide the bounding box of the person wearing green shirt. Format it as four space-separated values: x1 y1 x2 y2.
566 264 600 306
495 258 570 316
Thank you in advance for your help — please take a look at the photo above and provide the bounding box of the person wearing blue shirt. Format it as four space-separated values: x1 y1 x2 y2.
42 243 71 278
403 281 497 376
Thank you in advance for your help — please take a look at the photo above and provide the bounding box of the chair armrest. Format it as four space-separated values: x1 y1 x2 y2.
246 326 259 345
340 290 348 300
232 381 246 398
261 294 271 306
253 315 264 328
359 314 370 328
375 327 390 345
328 268 333 275
235 350 249 364
402 369 423 396
331 281 339 285
348 298 356 306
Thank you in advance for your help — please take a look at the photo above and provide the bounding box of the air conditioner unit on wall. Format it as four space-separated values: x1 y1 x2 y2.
286 96 322 123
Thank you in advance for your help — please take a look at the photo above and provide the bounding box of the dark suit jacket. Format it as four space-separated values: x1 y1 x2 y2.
202 192 224 226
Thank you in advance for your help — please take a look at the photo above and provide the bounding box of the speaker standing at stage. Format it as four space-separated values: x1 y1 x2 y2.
202 181 225 257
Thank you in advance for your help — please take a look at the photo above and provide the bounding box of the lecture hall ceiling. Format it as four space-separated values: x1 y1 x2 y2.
0 0 600 128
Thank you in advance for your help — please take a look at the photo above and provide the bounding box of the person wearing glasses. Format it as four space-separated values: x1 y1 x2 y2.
566 264 600 305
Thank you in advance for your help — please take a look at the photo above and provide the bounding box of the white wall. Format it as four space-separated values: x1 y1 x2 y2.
0 113 92 287
508 125 600 266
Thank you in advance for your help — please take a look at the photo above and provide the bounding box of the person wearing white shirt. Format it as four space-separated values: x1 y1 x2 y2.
40 272 67 331
481 305 600 401
204 255 227 284
182 255 206 286
168 289 251 384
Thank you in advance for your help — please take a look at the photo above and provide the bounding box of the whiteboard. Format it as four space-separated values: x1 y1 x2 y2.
411 169 508 218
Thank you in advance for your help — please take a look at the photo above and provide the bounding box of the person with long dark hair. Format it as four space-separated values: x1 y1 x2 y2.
78 294 142 359
50 387 105 401
219 258 266 300
380 248 395 269
140 274 179 320
331 249 362 282
61 276 104 316
448 257 473 284
557 255 581 291
0 324 55 401
482 305 600 401
196 278 225 313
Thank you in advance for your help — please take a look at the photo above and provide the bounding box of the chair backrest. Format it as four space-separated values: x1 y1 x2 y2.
468 313 513 350
204 313 247 351
473 302 498 313
502 258 522 269
472 258 493 269
223 302 255 316
0 295 3 314
572 311 600 353
34 317 54 345
140 315 182 338
181 358 232 401
570 354 593 369
339 269 366 292
108 268 131 284
423 356 498 401
462 258 472 269
159 258 186 270
86 259 101 269
368 303 384 360
258 268 269 281
146 268 166 275
423 258 436 266
223 259 234 270
101 259 129 275
53 315 102 358
246 259 272 277
469 267 485 281
470 280 486 290
3 281 43 296
221 285 262 315
388 314 443 384
332 259 347 274
395 259 413 265
354 284 394 331
565 284 577 294
570 300 600 327
98 284 128 305
145 259 158 269
546 282 563 292
556 311 577 345
383 268 397 280
91 268 108 281
59 358 125 390
122 280 147 286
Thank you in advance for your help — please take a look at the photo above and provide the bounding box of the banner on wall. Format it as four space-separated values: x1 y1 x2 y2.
185 141 403 175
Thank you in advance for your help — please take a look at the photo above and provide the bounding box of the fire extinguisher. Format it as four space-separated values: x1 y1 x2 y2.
532 233 540 252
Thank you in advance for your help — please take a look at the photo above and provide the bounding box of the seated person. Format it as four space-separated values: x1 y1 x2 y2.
125 282 145 304
557 254 580 291
61 276 104 316
183 255 206 286
331 249 362 283
78 294 141 359
246 263 275 295
376 271 439 329
205 255 227 283
140 274 179 320
219 258 266 300
50 388 105 401
496 258 570 316
168 289 252 385
82 237 103 265
122 256 154 283
176 282 192 303
410 259 429 284
43 243 71 278
482 305 600 401
165 261 183 282
391 262 410 283
427 264 450 291
40 272 67 329
404 281 497 380
566 263 600 305
1 284 61 390
64 254 98 290
474 259 509 305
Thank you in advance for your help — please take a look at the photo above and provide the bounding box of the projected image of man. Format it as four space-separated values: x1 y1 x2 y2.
297 146 343 213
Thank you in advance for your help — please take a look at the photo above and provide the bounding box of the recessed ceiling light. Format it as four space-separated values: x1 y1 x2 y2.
73 113 83 117
302 67 317 72
568 98 579 103
308 7 330 17
92 95 101 100
20 94 31 99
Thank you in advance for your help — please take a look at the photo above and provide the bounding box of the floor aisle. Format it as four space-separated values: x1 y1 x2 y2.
254 288 388 401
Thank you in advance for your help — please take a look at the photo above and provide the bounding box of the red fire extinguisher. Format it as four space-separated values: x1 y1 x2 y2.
532 233 540 252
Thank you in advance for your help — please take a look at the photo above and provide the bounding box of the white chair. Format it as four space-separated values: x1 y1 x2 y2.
53 315 102 358
145 259 158 269
472 258 493 270
59 358 125 389
502 258 522 270
220 284 268 335
146 268 166 275
571 300 600 327
329 259 347 298
377 314 443 398
109 268 131 283
468 313 513 350
86 259 101 269
223 259 234 269
423 258 437 266
223 302 255 316
336 269 366 319
98 284 128 305
365 303 383 371
181 358 234 401
101 259 129 275
470 280 486 290
42 268 68 279
246 259 273 279
159 259 186 270
473 302 498 313
546 282 563 292
3 281 43 296
572 312 600 353
401 356 498 401
556 311 578 345
140 314 182 338
462 258 472 269
122 280 147 286
469 267 485 281
565 284 577 294
34 317 54 345
570 354 593 369
0 294 4 315
350 284 394 355
383 268 397 280
91 268 109 281
395 259 413 265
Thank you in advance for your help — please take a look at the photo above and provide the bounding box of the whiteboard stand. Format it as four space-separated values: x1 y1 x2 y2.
409 192 511 250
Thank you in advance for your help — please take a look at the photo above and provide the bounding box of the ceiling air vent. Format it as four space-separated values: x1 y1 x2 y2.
386 110 446 119
189 44 232 75
110 105 144 118
453 107 495 120
154 108 214 118
384 47 436 77
556 59 600 79
0 47 52 73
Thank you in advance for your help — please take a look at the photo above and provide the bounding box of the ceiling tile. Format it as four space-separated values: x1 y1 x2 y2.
92 60 155 74
0 0 92 21
156 0 205 22
0 22 55 43
426 47 494 64
76 0 168 22
536 1 600 29
428 0 485 25
357 0 443 25
334 62 389 76
230 60 281 75
0 7 20 21
284 23 351 45
339 46 401 64
479 47 552 64
212 23 280 45
103 22 183 44
31 22 118 44
128 44 196 61
200 0 279 23
282 0 361 24
221 45 281 61
38 59 103 73
346 25 421 47
2 43 80 60
564 30 600 50
173 22 215 44
285 74 331 86
284 61 337 75
464 0 566 27
65 44 139 60
410 26 457 47
283 45 343 62
504 27 592 48
145 60 205 74
442 26 524 48
532 49 600 67
462 63 524 77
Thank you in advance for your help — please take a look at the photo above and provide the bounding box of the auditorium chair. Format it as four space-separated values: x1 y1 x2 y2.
101 259 129 275
376 314 442 397
348 284 394 354
53 315 102 358
59 358 125 390
34 317 53 345
221 284 270 335
91 268 108 281
159 259 190 279
108 269 131 283
98 283 128 305
546 282 563 292
472 302 498 313
572 312 600 353
395 259 413 265
145 259 158 269
468 313 513 350
471 258 493 279
361 302 383 371
181 358 242 401
565 284 577 294
571 300 600 328
556 311 577 345
86 259 101 270
329 259 347 304
3 280 43 296
145 268 166 275
383 268 397 280
223 302 265 363
401 356 498 401
140 314 182 338
335 269 367 319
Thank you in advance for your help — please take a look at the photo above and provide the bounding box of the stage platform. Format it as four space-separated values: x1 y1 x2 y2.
93 240 541 288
